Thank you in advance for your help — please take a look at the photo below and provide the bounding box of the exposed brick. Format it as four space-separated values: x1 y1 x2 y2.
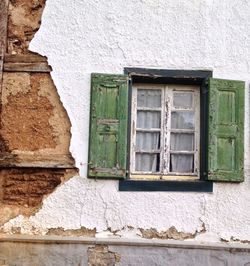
28 196 44 207
1 169 64 207
3 183 28 195
3 195 29 206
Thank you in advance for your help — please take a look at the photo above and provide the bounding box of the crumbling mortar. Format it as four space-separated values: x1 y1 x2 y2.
221 236 250 245
46 226 96 237
0 203 39 229
87 244 121 266
140 223 206 241
8 0 47 54
106 226 142 238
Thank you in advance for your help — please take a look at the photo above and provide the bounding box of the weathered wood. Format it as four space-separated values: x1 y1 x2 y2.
124 68 213 85
0 0 8 96
207 78 244 182
0 45 3 78
130 84 200 177
3 53 51 72
3 62 52 72
88 73 129 179
0 0 8 49
4 53 48 63
0 153 75 168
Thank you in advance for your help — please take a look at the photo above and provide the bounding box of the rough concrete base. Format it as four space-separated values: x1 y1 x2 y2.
0 236 249 266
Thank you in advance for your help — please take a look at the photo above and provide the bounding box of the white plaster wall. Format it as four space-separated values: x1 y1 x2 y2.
4 0 250 242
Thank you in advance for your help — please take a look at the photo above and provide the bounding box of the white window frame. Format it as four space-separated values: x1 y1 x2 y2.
130 83 200 180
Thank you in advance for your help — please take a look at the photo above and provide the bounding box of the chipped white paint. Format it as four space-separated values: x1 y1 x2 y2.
3 0 250 242
130 84 200 177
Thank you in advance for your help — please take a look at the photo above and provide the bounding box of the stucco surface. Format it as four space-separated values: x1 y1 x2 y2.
4 0 250 242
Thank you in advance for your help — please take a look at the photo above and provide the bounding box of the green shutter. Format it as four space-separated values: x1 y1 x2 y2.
207 78 244 182
88 73 129 179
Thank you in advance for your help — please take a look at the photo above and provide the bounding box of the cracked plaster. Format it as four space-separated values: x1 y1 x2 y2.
2 0 250 242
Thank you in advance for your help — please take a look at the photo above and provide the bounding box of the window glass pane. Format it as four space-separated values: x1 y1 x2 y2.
171 111 194 129
173 92 193 109
137 111 161 128
136 132 160 150
137 89 161 108
170 154 194 173
170 133 194 151
135 153 160 172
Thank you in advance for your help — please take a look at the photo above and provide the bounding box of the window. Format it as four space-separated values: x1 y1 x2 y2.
130 84 200 180
88 69 245 191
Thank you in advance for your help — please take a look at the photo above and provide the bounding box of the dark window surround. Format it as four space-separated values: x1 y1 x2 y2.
119 68 213 192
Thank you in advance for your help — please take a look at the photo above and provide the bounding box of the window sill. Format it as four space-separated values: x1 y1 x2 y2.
119 180 213 192
130 174 199 181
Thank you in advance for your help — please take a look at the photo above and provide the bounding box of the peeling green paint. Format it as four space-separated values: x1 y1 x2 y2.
88 74 129 179
207 78 244 182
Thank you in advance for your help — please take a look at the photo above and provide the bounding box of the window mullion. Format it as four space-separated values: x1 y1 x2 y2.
194 89 200 176
159 87 165 174
130 86 137 173
163 86 171 175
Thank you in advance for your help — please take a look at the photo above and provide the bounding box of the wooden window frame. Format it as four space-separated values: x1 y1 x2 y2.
88 71 243 189
130 84 200 180
119 68 213 192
